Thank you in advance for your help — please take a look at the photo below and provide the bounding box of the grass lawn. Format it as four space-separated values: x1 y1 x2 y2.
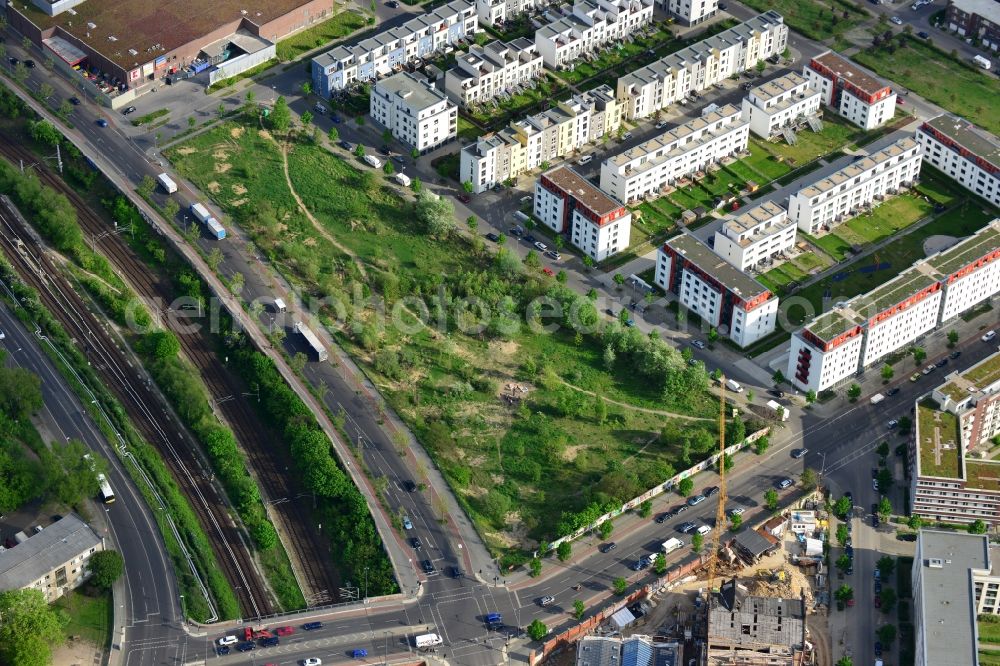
761 263 808 292
753 114 860 167
790 252 828 274
808 232 853 262
915 165 971 205
834 193 934 246
723 161 763 185
743 143 793 182
853 38 1000 134
467 74 566 129
739 0 867 41
556 23 678 86
634 202 676 238
980 620 1000 644
432 151 461 182
54 589 112 648
667 188 704 211
457 116 480 141
275 11 369 61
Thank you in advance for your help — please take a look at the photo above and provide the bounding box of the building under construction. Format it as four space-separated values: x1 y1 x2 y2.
706 578 810 666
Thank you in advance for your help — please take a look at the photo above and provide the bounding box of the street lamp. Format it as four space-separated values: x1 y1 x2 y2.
364 567 369 601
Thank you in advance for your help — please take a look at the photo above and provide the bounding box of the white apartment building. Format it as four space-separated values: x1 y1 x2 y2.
654 233 779 347
916 114 1000 208
712 201 795 272
787 137 922 234
534 0 655 69
312 0 477 96
788 219 1000 393
0 514 103 603
371 72 458 153
660 0 718 26
444 38 543 108
599 104 749 203
475 0 540 25
534 166 632 260
739 71 821 139
933 353 1000 450
617 12 788 121
460 84 620 192
802 51 897 130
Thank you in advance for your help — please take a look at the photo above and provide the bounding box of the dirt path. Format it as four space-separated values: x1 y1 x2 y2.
559 379 712 421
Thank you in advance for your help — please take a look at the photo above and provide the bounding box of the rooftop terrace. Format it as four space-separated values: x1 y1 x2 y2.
916 401 962 480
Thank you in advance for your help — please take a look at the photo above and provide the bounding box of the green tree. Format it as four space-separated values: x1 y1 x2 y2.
912 346 926 365
877 467 894 494
163 198 180 222
847 383 861 401
806 390 816 404
598 520 614 540
557 541 572 562
594 393 607 425
764 488 779 511
708 327 719 343
880 587 897 613
12 61 27 83
415 191 456 237
188 116 197 129
529 558 542 577
613 273 626 288
217 103 226 117
301 81 312 96
746 389 755 402
383 160 394 175
411 177 422 193
877 441 890 458
772 369 785 385
638 499 653 518
354 144 366 158
269 96 291 132
692 532 704 552
466 215 478 231
836 553 852 572
573 599 585 619
328 126 339 142
878 496 892 520
245 89 256 105
836 658 853 666
462 180 474 193
207 247 224 271
899 416 912 434
57 99 72 119
0 589 66 666
947 329 959 348
754 435 770 455
718 453 734 473
527 619 548 640
907 514 924 530
881 365 894 383
51 439 102 507
137 174 156 198
300 110 313 126
834 496 853 519
524 250 541 269
411 148 420 159
730 514 743 531
800 468 818 491
877 623 897 644
654 553 666 575
556 270 568 284
678 478 694 497
0 367 43 420
834 584 854 604
836 523 849 546
877 556 896 579
969 519 988 534
142 330 180 360
756 60 766 73
613 577 628 594
87 550 124 589
381 129 393 144
583 255 594 270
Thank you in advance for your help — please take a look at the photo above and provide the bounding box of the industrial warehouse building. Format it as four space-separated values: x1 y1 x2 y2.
6 0 335 107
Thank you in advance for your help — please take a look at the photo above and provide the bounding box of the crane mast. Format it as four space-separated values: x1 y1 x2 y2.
705 376 728 600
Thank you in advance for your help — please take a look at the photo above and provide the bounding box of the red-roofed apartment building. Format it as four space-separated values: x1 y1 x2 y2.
802 51 897 130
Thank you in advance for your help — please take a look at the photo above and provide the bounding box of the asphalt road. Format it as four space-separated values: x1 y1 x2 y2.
0 300 188 663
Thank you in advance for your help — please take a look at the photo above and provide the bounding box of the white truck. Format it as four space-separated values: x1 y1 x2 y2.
157 173 178 194
662 537 683 554
726 378 743 393
190 202 212 224
395 172 411 187
974 55 992 70
766 399 789 421
870 393 885 405
363 154 383 169
415 633 443 649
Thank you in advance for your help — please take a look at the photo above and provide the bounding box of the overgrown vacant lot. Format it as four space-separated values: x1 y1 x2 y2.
166 122 735 555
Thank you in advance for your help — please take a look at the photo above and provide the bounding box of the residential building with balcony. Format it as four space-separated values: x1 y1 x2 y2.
534 0 655 69
311 0 478 96
0 514 103 603
459 84 620 192
712 201 795 272
654 233 779 347
599 103 749 203
802 51 896 130
534 166 631 260
371 72 458 153
739 71 821 138
444 38 543 108
915 113 1000 208
660 0 718 26
786 137 922 234
946 0 1000 52
787 219 1000 393
475 0 543 25
616 12 788 121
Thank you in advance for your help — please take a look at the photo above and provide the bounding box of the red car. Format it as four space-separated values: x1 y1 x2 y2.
243 627 253 641
541 267 555 276
847 598 855 607
254 628 273 639
457 194 471 203
275 626 295 636
896 97 904 105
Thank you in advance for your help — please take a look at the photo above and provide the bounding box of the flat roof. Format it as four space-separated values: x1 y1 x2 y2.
607 104 742 170
748 71 811 104
666 234 770 300
950 0 1000 22
0 514 100 590
861 268 936 316
542 166 625 218
924 218 1000 277
708 591 804 647
376 72 448 111
916 401 962 479
16 0 321 69
803 309 861 343
810 51 890 96
922 114 1000 169
793 137 918 199
938 352 1000 402
722 200 788 241
915 530 987 666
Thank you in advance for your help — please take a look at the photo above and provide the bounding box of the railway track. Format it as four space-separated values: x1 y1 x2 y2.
0 142 341 605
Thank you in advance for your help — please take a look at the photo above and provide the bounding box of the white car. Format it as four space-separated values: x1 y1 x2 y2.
217 636 238 646
983 330 997 342
890 16 903 25
539 595 555 606
302 660 323 666
403 517 413 530
729 507 745 517
0 329 5 340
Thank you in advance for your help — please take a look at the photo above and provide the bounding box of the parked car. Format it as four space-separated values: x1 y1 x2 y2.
534 241 548 252
303 659 323 666
387 0 400 6
776 478 793 489
69 96 81 106
936 358 948 367
704 486 719 497
524 234 537 243
687 494 707 506
768 389 785 398
449 565 463 578
545 250 561 260
655 512 670 524
486 233 500 242
237 642 256 652
655 120 668 129
982 330 996 342
621 132 633 140
410 537 422 549
276 627 295 636
918 31 929 38
791 448 807 459
121 105 137 115
887 387 900 397
403 480 417 492
910 373 921 382
23 59 35 68
338 140 353 150
218 636 239 646
950 350 963 360
97 119 108 127
539 595 556 606
729 507 745 517
887 419 899 429
691 340 706 349
331 113 342 123
353 649 369 659
402 517 413 529
422 559 435 573
677 521 697 533
456 194 471 203
890 16 903 24
922 365 935 375
302 622 324 631
599 542 618 553
217 647 231 655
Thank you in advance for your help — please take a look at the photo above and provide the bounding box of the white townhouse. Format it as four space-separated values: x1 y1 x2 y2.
371 72 458 153
534 166 632 261
459 84 620 192
739 71 821 139
616 12 788 121
599 103 748 203
444 38 543 108
802 51 896 130
660 0 718 26
916 114 1000 208
312 0 478 96
788 220 1000 393
787 137 922 234
712 201 795 272
476 0 543 25
654 233 779 347
534 0 654 69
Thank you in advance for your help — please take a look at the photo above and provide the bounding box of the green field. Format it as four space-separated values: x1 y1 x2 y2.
54 589 112 648
166 122 729 551
739 0 868 41
854 38 1000 134
275 11 369 62
833 193 934 246
752 114 860 166
760 263 808 293
808 232 852 262
742 144 794 182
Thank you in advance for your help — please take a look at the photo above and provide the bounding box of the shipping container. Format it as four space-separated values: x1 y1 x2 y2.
294 321 328 361
190 202 212 224
157 173 177 194
206 218 226 240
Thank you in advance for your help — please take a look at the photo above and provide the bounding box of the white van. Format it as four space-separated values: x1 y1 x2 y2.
696 524 712 536
726 379 743 393
974 55 992 70
415 633 444 649
662 537 683 554
577 154 594 165
513 211 530 224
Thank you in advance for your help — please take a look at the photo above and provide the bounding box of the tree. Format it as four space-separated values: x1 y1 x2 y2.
708 327 719 344
692 532 704 552
718 453 734 473
654 553 666 575
836 523 849 546
245 89 256 105
764 488 779 511
754 435 770 455
411 177 422 193
947 329 959 348
912 346 926 366
847 383 861 402
772 369 785 386
328 126 339 142
834 496 853 519
800 468 818 491
969 519 988 534
613 273 626 288
639 499 653 518
529 557 542 577
613 577 628 594
583 255 594 270
527 619 548 640
217 103 226 118
462 180 474 194
836 658 853 666
756 60 766 74
383 160 394 175
354 144 366 159
594 393 607 425
415 191 456 237
301 110 314 126
877 441 890 458
57 99 73 119
678 478 694 497
466 215 478 231
746 389 755 402
598 520 614 540
269 96 291 132
163 198 180 222
557 541 572 562
0 366 43 420
12 61 27 83
880 587 897 613
301 81 312 96
877 467 893 494
836 554 852 572
878 496 892 520
806 390 816 405
87 550 124 589
39 82 53 100
877 556 896 579
0 589 66 666
573 599 586 619
207 247 224 271
881 365 894 383
730 513 743 531
877 623 897 644
834 584 854 604
411 148 420 159
907 514 924 530
524 250 541 269
899 416 912 434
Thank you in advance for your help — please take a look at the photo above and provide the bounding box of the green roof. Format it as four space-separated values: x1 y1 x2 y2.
966 353 1000 389
926 224 1000 277
916 401 961 480
805 309 861 343
861 271 936 316
964 461 1000 492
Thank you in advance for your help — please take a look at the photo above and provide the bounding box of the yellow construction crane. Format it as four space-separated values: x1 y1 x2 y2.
705 375 728 601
